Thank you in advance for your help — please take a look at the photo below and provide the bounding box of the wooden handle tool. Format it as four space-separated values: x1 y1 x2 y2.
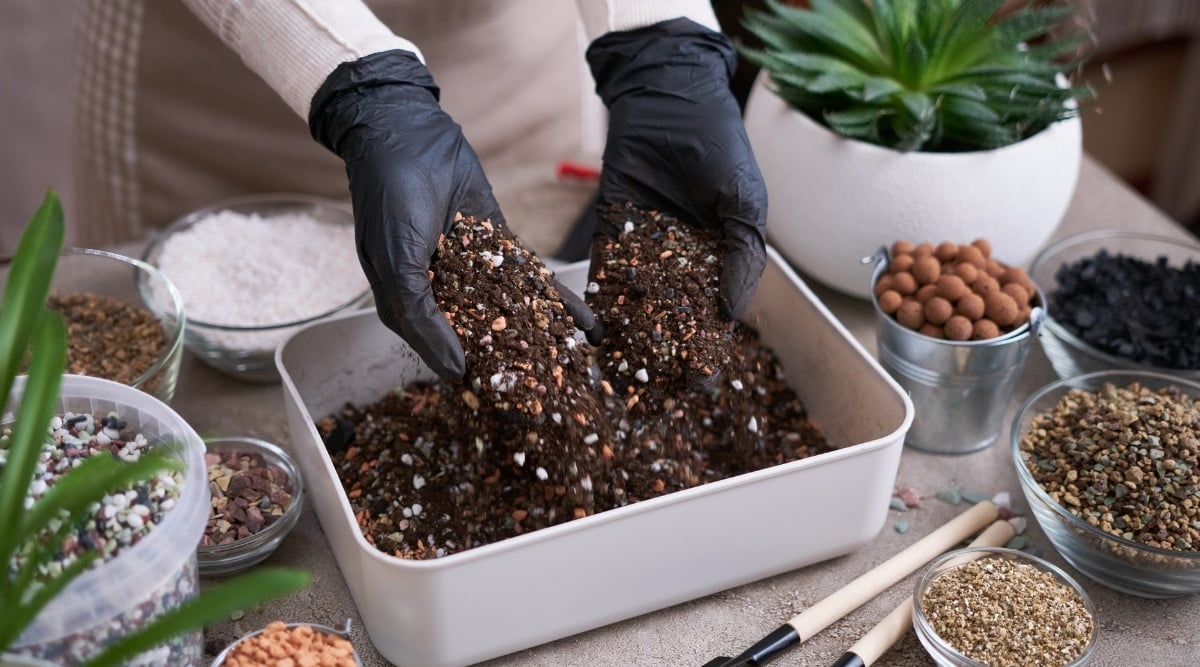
703 500 999 667
828 518 1016 667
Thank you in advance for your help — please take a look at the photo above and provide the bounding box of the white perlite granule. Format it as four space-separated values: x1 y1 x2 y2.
150 209 367 353
157 209 365 326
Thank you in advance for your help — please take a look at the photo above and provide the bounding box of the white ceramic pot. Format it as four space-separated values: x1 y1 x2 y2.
743 72 1083 299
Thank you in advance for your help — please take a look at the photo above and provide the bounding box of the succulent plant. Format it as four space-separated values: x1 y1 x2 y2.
739 0 1093 152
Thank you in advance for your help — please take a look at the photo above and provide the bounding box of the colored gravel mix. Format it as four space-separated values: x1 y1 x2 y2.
1018 381 1200 552
203 449 294 546
2 411 199 665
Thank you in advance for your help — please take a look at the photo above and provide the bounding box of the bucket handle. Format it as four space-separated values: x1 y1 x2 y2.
861 247 889 269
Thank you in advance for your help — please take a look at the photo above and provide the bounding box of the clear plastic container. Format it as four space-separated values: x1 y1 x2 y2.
198 436 305 577
45 247 186 404
5 375 208 666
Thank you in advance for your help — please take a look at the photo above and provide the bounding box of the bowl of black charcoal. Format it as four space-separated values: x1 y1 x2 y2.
1029 229 1200 382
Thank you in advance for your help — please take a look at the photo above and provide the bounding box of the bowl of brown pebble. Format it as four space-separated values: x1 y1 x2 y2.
912 546 1097 667
1028 230 1200 382
869 239 1045 454
1012 369 1200 597
198 436 304 577
34 247 186 403
210 620 360 667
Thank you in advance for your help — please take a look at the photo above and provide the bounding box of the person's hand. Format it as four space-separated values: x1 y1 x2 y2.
586 18 768 320
309 50 595 380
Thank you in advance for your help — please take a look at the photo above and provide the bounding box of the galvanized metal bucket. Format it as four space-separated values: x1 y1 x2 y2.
866 250 1045 455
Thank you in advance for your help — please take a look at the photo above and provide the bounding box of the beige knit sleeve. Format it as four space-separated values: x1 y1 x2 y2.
179 0 423 118
574 0 720 42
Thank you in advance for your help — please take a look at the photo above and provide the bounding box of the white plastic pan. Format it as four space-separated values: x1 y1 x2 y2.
277 246 914 667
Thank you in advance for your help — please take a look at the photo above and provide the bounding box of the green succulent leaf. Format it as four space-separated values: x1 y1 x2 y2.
740 0 1092 152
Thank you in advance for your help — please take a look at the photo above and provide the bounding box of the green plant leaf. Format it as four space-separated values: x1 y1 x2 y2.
0 312 65 583
994 4 1076 46
862 77 905 102
925 0 1003 81
78 568 312 667
762 0 888 73
0 190 63 410
941 95 1002 124
929 82 988 101
739 0 1089 151
15 449 181 550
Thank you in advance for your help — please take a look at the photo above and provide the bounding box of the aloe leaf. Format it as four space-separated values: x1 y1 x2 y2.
897 91 934 121
764 51 875 78
941 95 1002 124
869 0 901 66
740 12 804 54
995 5 1077 46
929 82 988 101
809 71 873 94
78 568 312 667
889 110 936 152
925 0 1003 80
0 313 65 580
825 107 887 144
943 114 1019 149
763 0 888 73
863 77 905 102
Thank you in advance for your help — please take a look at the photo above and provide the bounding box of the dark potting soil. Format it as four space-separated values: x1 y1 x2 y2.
587 202 736 415
316 207 829 560
1048 250 1200 369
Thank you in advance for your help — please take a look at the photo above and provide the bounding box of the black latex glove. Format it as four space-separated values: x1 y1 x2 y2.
586 18 768 319
309 50 595 380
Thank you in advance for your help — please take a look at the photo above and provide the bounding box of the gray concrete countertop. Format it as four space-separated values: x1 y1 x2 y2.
186 156 1199 666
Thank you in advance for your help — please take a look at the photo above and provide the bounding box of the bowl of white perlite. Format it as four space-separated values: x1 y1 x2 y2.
138 194 371 383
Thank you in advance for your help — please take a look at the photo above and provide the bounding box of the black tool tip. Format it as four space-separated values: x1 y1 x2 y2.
830 652 866 667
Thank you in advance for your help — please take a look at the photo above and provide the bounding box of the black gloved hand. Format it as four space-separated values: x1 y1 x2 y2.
586 18 768 319
309 50 595 379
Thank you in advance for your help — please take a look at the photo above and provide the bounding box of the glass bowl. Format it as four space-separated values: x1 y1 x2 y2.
40 247 185 403
210 620 361 667
1028 230 1200 381
198 436 305 577
138 193 371 383
1011 370 1200 597
912 547 1098 667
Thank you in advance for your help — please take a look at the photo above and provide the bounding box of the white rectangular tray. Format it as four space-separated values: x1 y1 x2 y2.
277 246 913 667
